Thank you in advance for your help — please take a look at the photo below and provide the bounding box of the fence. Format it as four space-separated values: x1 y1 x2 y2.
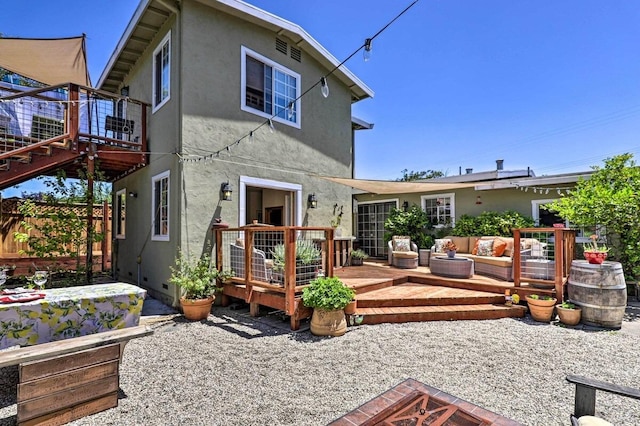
0 198 111 275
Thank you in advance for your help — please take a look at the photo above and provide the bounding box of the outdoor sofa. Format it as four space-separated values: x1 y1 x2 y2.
430 236 541 281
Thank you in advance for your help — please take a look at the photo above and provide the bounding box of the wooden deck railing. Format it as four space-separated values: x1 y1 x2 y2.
513 227 576 303
215 226 334 320
0 82 147 160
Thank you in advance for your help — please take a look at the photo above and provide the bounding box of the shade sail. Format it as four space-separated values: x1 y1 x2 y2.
319 176 479 194
0 36 90 86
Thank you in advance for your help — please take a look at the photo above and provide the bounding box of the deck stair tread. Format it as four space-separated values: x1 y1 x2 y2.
352 304 526 324
356 282 504 307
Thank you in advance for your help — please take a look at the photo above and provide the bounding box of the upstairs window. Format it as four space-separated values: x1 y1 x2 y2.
241 46 301 128
153 31 171 112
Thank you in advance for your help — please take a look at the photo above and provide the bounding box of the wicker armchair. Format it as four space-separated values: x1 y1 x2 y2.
387 236 419 269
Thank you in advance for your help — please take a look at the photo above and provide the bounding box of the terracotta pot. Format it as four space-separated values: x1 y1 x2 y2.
310 308 347 336
526 296 557 322
584 251 607 264
556 305 582 326
344 300 357 315
180 296 215 321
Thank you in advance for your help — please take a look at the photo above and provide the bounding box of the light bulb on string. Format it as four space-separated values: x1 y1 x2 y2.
287 102 295 121
268 119 275 133
363 38 372 61
249 131 254 143
320 77 329 98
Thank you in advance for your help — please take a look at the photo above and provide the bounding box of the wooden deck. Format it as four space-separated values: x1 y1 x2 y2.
333 261 527 325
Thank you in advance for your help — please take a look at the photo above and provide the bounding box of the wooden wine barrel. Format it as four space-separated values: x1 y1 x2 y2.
568 260 627 329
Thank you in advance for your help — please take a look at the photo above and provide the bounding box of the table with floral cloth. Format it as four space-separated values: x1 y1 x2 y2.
0 283 146 349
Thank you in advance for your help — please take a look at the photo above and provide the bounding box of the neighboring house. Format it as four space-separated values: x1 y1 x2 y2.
97 0 373 305
352 160 593 258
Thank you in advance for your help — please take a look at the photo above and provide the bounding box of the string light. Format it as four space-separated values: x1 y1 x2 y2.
363 38 372 61
320 77 329 98
516 184 574 196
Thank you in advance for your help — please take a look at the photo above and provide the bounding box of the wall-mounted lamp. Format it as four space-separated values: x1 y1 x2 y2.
120 86 130 97
308 193 318 209
221 182 232 201
475 196 482 205
128 191 137 198
402 201 409 211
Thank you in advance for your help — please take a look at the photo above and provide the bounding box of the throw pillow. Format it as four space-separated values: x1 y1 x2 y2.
393 237 411 252
492 239 507 257
434 238 452 253
476 239 494 256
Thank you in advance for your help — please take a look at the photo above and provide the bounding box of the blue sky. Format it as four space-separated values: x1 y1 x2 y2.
1 0 639 197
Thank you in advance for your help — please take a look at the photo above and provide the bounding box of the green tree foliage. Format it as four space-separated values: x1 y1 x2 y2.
396 169 444 181
546 154 640 279
384 205 433 249
13 170 107 284
452 211 535 237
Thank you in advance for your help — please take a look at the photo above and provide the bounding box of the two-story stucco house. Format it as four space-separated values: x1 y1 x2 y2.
97 0 373 306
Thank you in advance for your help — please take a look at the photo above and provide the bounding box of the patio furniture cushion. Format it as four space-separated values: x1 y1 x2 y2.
492 238 508 257
393 250 418 259
433 238 452 253
392 236 411 252
449 236 469 253
572 416 613 426
475 239 494 256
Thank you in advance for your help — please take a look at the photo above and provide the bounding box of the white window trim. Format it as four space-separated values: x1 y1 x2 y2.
152 31 171 114
421 193 456 227
356 198 400 207
115 188 126 239
151 170 170 241
239 176 302 226
240 46 301 129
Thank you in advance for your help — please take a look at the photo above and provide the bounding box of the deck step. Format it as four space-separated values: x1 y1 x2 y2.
351 304 526 325
356 282 504 308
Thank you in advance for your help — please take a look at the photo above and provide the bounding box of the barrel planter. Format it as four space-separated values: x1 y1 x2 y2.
568 260 627 329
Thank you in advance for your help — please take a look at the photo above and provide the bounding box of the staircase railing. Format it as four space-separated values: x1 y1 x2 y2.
0 82 147 161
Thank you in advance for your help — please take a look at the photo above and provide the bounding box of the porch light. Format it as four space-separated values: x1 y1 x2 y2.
320 77 329 98
221 182 233 201
402 201 409 211
475 196 482 205
308 193 318 209
363 38 372 61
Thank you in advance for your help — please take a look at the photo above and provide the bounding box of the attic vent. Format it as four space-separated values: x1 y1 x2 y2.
290 46 301 62
275 38 288 55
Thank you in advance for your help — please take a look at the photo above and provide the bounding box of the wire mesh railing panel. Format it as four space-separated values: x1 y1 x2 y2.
520 230 557 282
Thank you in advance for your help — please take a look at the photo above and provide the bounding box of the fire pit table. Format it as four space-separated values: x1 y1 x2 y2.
430 256 475 278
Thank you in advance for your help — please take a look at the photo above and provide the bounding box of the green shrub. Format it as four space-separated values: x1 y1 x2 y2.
451 211 534 237
302 276 356 311
384 205 432 248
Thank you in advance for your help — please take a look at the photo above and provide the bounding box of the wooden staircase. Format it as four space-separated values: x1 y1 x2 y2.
334 264 526 326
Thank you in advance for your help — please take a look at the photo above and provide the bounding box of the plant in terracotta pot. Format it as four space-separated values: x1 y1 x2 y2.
525 294 558 322
350 249 368 266
302 276 356 337
169 249 233 321
583 234 609 264
556 300 582 326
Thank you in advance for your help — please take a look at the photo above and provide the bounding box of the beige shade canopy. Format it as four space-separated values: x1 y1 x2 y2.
0 36 90 86
319 176 479 194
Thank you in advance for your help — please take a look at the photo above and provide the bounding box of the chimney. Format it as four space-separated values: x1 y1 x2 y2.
465 168 473 174
496 159 504 171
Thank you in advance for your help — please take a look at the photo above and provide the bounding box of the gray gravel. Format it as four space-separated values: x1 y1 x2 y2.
2 303 640 426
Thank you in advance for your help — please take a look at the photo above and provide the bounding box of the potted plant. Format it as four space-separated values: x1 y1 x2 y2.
350 249 368 266
302 276 356 336
271 240 322 284
445 241 458 258
556 300 582 326
168 249 233 321
330 205 344 237
525 294 557 322
583 234 609 264
0 265 17 277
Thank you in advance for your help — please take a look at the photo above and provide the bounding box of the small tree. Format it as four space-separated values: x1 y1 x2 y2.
396 169 444 181
546 153 640 279
384 205 432 249
13 170 107 285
